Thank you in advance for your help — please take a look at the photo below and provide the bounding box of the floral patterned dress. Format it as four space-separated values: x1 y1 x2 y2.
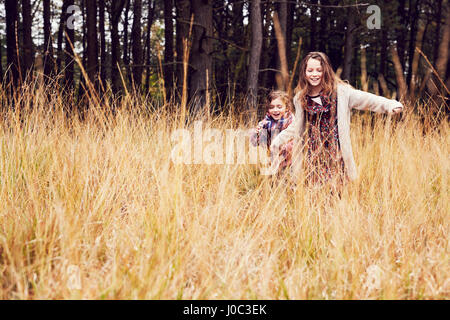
304 92 345 184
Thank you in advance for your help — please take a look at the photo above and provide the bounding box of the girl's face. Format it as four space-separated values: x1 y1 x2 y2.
305 58 323 89
268 97 287 121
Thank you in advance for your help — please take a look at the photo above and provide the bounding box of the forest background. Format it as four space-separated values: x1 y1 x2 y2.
1 0 449 111
0 0 448 300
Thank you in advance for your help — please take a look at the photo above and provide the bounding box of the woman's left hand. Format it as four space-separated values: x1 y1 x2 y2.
392 106 403 114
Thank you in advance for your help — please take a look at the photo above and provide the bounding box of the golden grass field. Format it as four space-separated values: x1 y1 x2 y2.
0 84 448 299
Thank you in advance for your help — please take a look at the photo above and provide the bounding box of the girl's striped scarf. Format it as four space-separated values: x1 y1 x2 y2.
251 111 294 148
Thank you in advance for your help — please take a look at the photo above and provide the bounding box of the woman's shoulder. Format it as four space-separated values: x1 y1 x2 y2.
337 81 354 91
285 111 295 122
336 82 358 100
293 91 304 109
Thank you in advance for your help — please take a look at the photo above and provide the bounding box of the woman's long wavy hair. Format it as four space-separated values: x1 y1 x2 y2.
294 52 346 106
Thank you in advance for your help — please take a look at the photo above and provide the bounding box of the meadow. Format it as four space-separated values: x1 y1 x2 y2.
0 84 448 299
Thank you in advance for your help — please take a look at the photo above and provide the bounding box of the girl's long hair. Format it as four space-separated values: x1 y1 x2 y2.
294 52 346 106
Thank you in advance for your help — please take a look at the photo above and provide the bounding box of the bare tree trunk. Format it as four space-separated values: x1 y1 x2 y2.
285 0 294 64
230 0 245 92
43 0 54 79
86 0 98 86
77 0 88 101
419 70 432 95
190 0 213 114
175 0 190 93
406 0 420 85
22 0 34 81
360 46 368 91
132 0 143 90
99 0 107 88
64 0 75 88
247 0 263 110
409 21 425 100
327 5 341 69
111 0 127 94
278 0 287 40
319 0 329 53
427 5 450 95
378 74 390 97
57 0 69 76
435 7 450 80
342 9 355 81
123 0 131 68
164 0 175 95
390 46 408 100
5 0 19 86
273 12 288 92
145 0 155 92
372 77 380 95
396 0 407 67
378 28 388 95
277 0 287 72
433 0 443 63
232 0 244 37
0 35 3 79
309 0 318 51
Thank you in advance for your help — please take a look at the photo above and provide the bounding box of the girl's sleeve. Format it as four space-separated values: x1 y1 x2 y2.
250 127 259 147
347 86 404 113
250 120 267 147
270 111 299 151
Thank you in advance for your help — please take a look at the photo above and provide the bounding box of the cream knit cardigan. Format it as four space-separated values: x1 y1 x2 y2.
270 83 404 181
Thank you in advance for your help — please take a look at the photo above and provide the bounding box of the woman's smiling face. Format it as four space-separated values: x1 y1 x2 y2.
305 58 323 89
268 97 287 121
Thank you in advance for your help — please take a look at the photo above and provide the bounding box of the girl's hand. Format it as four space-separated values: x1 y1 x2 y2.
255 121 266 134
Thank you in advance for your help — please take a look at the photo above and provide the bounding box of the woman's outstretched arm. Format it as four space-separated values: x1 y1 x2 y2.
269 116 299 151
347 86 404 114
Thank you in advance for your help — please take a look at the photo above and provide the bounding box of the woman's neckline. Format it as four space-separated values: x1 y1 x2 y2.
307 90 323 98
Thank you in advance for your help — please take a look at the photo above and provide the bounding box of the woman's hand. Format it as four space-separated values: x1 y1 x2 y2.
391 101 404 114
392 106 403 114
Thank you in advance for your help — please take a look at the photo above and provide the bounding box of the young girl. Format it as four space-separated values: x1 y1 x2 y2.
270 52 404 184
250 91 295 173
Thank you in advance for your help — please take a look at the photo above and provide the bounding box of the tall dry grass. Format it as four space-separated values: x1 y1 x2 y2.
0 83 448 300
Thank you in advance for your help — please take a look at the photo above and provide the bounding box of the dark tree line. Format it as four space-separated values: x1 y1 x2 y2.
0 0 449 112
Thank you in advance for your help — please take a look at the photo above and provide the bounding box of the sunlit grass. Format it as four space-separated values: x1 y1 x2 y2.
0 83 448 299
